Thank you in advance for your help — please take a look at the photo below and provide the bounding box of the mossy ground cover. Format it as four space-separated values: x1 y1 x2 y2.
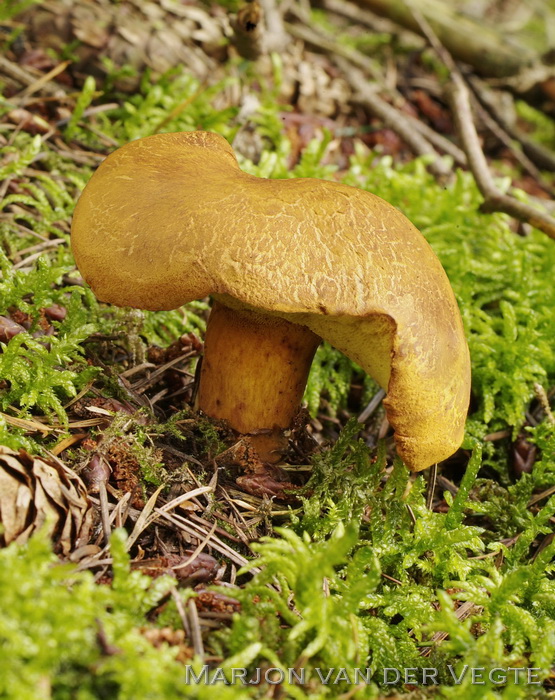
1 33 555 700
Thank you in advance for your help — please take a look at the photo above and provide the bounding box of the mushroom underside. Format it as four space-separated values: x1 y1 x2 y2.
199 297 468 471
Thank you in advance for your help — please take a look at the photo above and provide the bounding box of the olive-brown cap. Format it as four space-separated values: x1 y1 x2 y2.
71 130 471 471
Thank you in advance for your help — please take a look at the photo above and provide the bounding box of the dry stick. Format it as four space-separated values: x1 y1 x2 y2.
55 103 120 127
171 587 192 639
407 115 467 166
436 474 458 496
189 512 243 544
12 243 66 271
15 60 71 101
157 485 214 513
467 75 555 174
285 16 382 81
405 2 555 240
531 533 555 563
187 598 205 659
11 239 65 267
320 0 407 34
465 86 555 197
172 522 218 572
419 601 480 657
405 502 417 526
357 389 385 423
281 6 459 172
125 485 164 550
156 509 257 572
130 351 195 392
426 463 437 510
98 480 112 546
351 0 535 79
0 217 49 242
110 492 133 530
334 56 452 180
219 488 260 544
449 76 555 240
528 485 555 508
0 56 65 96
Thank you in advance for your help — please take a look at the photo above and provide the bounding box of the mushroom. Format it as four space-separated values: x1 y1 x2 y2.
71 130 471 471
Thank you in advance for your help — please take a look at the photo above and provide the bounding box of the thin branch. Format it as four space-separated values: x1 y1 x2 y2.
286 1 462 174
171 587 192 638
319 0 409 35
467 74 555 174
357 389 385 423
98 479 112 546
351 0 535 78
406 114 467 165
473 98 552 190
187 598 205 659
15 60 71 102
285 9 382 80
0 55 66 96
448 75 555 240
406 1 555 240
172 522 218 572
426 463 437 510
419 601 481 657
335 56 452 179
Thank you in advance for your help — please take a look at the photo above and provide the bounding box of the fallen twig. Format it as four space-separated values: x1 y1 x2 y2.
448 76 555 240
188 598 205 659
425 463 437 510
406 114 467 165
319 0 406 36
98 479 112 546
352 0 535 78
467 75 555 174
14 60 71 102
462 82 555 197
419 600 481 656
406 2 555 240
171 586 192 638
173 522 218 572
335 56 452 179
0 55 66 96
357 388 385 423
156 508 257 572
285 13 382 81
528 486 555 508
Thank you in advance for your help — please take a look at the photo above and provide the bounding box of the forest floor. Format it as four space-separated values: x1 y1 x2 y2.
1 1 555 698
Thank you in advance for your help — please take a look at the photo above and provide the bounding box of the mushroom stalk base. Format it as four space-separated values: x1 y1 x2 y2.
197 301 321 463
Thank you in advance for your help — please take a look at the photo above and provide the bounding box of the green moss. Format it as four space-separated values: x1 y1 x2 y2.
0 529 246 699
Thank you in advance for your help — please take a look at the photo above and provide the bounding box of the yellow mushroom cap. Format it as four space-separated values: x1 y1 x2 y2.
71 130 471 471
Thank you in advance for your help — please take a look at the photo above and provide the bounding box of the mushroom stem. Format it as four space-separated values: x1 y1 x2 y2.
197 301 321 463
